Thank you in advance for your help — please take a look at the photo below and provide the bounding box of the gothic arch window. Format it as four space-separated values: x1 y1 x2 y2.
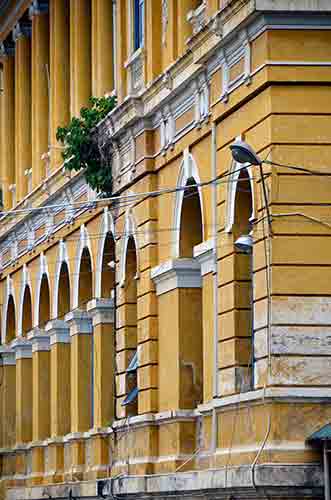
78 247 93 308
22 285 32 336
6 294 16 343
179 177 203 257
39 273 50 327
57 262 71 319
101 232 116 298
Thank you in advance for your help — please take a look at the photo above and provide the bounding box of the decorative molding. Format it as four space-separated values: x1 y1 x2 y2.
151 258 202 296
46 320 70 345
119 207 140 287
0 348 16 365
65 310 93 336
86 298 115 326
161 0 168 46
193 239 215 276
27 328 50 352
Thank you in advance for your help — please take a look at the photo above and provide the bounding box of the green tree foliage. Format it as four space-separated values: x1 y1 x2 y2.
56 95 116 196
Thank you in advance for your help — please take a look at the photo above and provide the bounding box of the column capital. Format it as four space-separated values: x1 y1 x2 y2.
65 309 93 336
87 298 115 326
11 336 32 360
46 320 70 345
12 21 31 43
193 239 216 276
29 0 49 18
0 347 16 365
27 327 50 352
151 258 202 296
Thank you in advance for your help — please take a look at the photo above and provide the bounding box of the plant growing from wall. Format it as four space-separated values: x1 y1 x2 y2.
56 95 116 196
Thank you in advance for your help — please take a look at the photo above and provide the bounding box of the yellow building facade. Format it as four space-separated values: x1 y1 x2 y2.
0 1 331 499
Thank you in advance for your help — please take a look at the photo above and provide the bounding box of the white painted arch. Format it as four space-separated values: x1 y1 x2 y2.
2 276 16 344
18 264 33 337
95 207 116 299
34 252 50 328
172 148 205 258
72 224 94 309
119 207 139 287
53 239 71 318
225 160 256 234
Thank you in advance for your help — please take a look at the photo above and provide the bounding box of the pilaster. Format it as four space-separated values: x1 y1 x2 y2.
47 320 71 438
92 0 114 96
177 0 192 57
0 43 15 210
49 0 70 172
12 338 33 445
86 299 115 429
145 0 162 84
30 3 50 189
0 349 16 449
151 259 203 411
70 0 92 116
115 0 128 102
65 310 93 433
162 0 178 69
13 22 32 202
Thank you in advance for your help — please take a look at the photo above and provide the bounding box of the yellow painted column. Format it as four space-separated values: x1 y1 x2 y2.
144 0 162 84
13 22 32 203
177 0 192 57
115 0 128 102
49 0 70 172
12 339 32 444
162 0 178 69
70 0 92 116
30 3 50 189
0 349 16 449
46 320 71 483
65 310 93 480
86 299 114 479
0 44 15 210
207 0 219 18
28 328 51 484
92 0 114 96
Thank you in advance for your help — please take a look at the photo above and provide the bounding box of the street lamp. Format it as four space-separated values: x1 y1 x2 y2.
230 140 262 166
234 233 253 254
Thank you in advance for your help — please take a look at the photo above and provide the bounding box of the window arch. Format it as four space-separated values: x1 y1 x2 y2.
57 262 71 319
101 232 116 298
6 294 16 343
39 273 50 327
78 247 93 308
179 177 203 257
22 285 32 336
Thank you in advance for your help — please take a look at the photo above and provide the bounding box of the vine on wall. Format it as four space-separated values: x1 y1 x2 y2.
56 95 116 196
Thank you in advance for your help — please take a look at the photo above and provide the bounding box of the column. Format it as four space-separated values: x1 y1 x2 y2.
207 0 219 18
30 2 50 189
65 310 93 480
115 0 128 102
12 339 32 444
162 0 177 69
151 259 203 411
49 0 70 172
13 22 32 203
0 43 15 210
145 0 162 84
12 338 32 479
70 0 92 116
0 349 16 449
177 0 192 57
28 328 50 484
92 0 114 96
87 299 114 479
46 320 71 483
0 349 16 480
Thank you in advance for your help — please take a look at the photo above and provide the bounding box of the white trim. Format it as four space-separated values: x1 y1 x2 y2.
2 276 16 344
95 208 115 299
46 320 70 345
193 239 215 276
11 337 32 360
27 327 50 352
52 240 70 318
72 225 94 309
65 310 93 336
34 252 50 328
225 150 255 233
86 298 115 326
173 149 205 258
119 206 140 287
151 258 202 296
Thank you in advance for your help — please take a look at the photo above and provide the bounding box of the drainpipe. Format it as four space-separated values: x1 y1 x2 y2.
211 122 218 452
324 443 330 500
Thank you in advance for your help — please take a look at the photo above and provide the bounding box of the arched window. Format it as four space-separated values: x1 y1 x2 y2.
121 236 138 416
58 262 71 319
22 285 32 336
78 247 93 308
101 233 116 298
233 167 254 390
179 178 203 257
39 273 50 327
6 295 16 343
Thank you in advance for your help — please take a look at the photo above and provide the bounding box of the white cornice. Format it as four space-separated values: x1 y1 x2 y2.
151 258 202 296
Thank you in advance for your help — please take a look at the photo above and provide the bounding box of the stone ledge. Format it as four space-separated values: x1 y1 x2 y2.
6 464 323 500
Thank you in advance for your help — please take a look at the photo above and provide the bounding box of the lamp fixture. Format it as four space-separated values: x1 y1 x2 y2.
230 140 262 166
234 233 253 254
